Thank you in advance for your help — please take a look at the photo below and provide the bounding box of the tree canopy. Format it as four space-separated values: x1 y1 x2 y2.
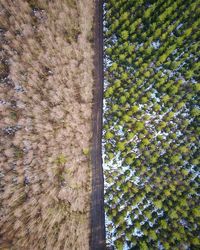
103 0 200 249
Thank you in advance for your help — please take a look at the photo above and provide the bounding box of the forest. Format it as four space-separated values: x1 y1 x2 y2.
0 0 95 249
0 0 199 249
103 0 200 249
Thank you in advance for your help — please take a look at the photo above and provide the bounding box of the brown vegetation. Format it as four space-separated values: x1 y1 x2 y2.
0 0 95 249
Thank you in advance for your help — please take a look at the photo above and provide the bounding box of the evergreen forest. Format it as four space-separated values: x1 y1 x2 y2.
103 0 200 249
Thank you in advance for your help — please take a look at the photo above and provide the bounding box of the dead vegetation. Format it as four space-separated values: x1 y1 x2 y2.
0 0 95 249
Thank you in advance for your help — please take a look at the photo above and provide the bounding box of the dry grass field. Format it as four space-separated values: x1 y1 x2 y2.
0 0 95 249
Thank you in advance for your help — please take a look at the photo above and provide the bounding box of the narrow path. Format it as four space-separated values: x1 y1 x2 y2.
90 0 106 249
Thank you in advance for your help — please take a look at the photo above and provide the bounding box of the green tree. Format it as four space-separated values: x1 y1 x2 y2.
121 30 129 40
105 131 114 140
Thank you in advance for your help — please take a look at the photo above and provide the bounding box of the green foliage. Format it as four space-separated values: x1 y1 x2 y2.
111 104 118 112
142 138 150 146
149 230 157 240
179 146 188 154
191 237 200 246
114 79 121 88
122 114 130 122
140 241 148 250
131 105 139 113
141 96 148 103
108 152 114 160
110 62 117 71
116 141 125 151
170 154 181 164
154 200 162 209
103 0 199 248
105 86 114 97
121 72 128 80
160 220 167 229
82 148 90 156
55 154 67 165
192 207 200 217
191 108 200 117
169 210 178 219
125 157 133 165
135 121 144 131
105 131 114 139
121 30 129 40
127 132 134 140
120 96 126 104
115 239 123 250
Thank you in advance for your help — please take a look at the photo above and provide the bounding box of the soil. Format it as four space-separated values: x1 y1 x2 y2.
0 0 98 249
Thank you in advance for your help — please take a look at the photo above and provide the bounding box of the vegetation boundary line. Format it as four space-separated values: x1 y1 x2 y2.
90 0 106 249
